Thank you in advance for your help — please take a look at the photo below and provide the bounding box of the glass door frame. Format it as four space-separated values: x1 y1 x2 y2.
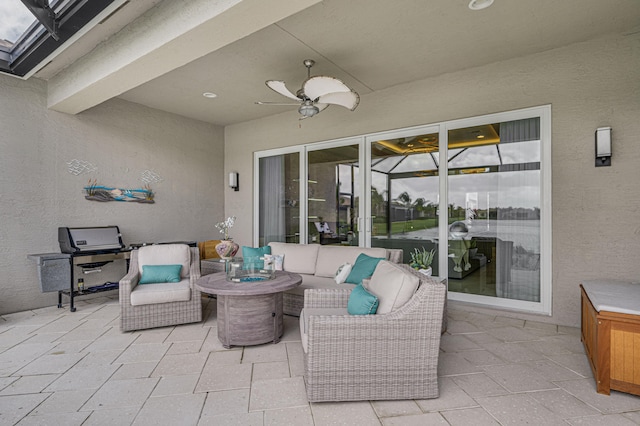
364 124 445 275
253 145 306 246
441 105 552 314
305 136 365 246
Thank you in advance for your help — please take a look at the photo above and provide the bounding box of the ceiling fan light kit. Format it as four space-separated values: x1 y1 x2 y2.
257 59 360 119
299 101 320 118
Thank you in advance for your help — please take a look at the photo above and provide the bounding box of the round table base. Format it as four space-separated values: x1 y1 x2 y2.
217 292 284 348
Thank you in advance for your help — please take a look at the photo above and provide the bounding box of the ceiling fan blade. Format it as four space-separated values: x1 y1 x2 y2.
317 91 360 111
316 103 329 112
304 76 352 100
255 101 301 106
265 80 301 101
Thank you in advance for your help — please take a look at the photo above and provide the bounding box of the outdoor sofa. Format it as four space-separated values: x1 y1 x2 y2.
266 242 403 316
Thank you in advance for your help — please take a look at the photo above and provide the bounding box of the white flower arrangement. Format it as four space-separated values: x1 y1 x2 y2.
215 216 236 240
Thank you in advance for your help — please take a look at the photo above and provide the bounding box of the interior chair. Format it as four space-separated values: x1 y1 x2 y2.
120 244 202 332
300 263 446 402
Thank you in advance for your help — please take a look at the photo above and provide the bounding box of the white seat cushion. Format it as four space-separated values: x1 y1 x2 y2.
364 261 419 314
130 279 191 306
299 307 349 353
137 244 191 279
285 275 356 297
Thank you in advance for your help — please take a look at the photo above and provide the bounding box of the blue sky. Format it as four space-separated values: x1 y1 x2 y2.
0 0 35 43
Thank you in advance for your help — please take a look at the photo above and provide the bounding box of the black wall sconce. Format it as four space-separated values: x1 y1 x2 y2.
229 172 239 191
595 127 612 167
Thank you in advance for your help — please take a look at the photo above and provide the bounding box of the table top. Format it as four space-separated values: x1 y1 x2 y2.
196 270 302 296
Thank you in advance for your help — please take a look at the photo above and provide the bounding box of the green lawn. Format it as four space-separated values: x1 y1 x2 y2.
373 217 460 235
373 218 435 235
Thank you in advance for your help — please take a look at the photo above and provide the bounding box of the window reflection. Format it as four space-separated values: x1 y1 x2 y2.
367 118 542 303
258 153 300 245
447 118 541 302
370 132 440 268
308 145 359 245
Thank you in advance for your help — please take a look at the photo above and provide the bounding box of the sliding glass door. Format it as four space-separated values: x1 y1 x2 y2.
446 118 542 303
443 107 551 313
254 106 551 314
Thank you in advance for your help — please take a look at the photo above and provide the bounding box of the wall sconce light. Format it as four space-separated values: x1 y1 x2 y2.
595 127 612 167
229 172 239 191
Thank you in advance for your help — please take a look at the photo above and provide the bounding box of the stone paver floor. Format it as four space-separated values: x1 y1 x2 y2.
0 295 639 425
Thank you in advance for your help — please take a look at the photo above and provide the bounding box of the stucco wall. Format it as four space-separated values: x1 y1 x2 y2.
0 75 224 314
224 32 640 327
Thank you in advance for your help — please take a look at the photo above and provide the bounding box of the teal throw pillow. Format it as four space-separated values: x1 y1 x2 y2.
139 264 182 284
347 284 379 315
242 245 272 270
345 253 385 284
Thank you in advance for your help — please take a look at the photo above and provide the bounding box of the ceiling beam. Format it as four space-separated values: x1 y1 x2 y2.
47 0 321 115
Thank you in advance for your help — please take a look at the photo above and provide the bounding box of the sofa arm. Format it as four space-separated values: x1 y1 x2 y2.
304 288 352 309
189 247 201 283
119 260 140 303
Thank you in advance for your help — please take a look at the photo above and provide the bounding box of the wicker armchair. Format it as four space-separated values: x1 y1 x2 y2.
120 244 202 332
301 266 446 402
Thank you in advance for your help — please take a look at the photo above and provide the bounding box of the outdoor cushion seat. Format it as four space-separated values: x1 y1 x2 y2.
120 244 202 332
130 279 191 306
300 264 446 402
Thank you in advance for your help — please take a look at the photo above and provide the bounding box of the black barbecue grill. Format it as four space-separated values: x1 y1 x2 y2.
29 226 131 312
58 226 125 254
29 228 195 312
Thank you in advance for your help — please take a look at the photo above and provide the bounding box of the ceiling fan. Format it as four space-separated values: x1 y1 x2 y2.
256 59 360 119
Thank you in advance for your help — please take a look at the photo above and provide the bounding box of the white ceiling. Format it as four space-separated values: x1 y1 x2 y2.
37 0 640 126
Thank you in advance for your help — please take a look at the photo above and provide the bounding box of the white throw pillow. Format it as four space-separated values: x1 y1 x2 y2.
334 263 352 284
364 261 419 314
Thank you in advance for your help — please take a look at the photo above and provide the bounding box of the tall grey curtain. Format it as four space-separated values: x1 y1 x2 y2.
259 156 286 244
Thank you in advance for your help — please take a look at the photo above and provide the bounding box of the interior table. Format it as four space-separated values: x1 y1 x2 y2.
196 271 302 348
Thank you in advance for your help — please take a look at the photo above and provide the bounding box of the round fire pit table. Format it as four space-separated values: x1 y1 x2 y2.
196 271 302 348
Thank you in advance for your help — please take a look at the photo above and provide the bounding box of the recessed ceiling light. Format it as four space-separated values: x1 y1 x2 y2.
202 92 217 98
468 0 494 10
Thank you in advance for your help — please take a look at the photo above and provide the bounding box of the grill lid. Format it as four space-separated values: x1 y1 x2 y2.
59 226 124 253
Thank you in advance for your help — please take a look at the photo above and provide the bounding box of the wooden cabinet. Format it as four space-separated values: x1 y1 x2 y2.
580 284 640 396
